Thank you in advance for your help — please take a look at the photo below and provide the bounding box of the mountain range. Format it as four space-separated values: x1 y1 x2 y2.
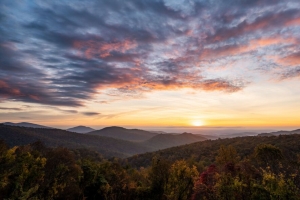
0 124 150 157
1 122 299 159
0 124 209 158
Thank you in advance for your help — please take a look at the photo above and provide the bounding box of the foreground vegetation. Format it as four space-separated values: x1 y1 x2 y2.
1 134 300 199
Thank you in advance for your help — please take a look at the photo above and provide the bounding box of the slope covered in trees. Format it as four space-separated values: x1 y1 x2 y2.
1 134 300 199
127 134 300 168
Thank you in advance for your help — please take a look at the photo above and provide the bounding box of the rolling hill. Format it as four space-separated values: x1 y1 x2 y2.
142 132 207 149
88 126 158 141
66 125 95 133
0 124 152 158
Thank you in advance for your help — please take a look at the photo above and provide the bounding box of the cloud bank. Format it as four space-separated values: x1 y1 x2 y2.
0 0 300 106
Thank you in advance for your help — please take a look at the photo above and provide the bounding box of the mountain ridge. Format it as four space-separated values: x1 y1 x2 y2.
67 125 95 133
88 126 158 141
2 122 52 129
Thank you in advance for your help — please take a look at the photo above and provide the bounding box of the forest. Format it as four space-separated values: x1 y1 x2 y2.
1 133 300 200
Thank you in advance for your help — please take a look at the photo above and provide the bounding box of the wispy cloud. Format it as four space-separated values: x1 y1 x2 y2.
82 112 100 116
0 106 22 111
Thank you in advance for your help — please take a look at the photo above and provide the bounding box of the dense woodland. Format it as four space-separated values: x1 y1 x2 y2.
1 132 300 199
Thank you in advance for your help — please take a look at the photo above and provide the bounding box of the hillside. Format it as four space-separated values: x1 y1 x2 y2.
66 126 95 133
88 126 158 141
127 134 300 168
2 122 51 129
0 125 152 158
142 132 207 149
258 129 300 136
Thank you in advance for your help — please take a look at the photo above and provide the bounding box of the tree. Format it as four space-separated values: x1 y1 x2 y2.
166 160 199 200
149 157 171 199
216 145 240 166
38 148 82 199
254 144 283 172
0 145 46 199
192 164 218 200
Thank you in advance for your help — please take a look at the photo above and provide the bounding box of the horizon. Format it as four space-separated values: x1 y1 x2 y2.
2 121 299 135
1 1 300 128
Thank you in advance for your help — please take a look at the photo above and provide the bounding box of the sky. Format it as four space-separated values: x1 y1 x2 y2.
0 0 300 130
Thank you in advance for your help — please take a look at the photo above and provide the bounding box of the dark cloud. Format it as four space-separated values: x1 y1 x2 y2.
19 116 32 119
0 0 299 107
0 107 22 111
82 112 100 116
43 106 78 114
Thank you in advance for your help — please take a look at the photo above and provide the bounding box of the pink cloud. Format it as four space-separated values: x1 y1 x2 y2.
73 39 137 59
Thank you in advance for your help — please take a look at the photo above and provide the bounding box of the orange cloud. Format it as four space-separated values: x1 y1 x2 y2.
285 17 300 27
73 39 137 59
249 37 296 48
279 52 300 66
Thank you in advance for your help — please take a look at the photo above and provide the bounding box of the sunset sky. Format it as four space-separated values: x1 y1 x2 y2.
1 0 300 130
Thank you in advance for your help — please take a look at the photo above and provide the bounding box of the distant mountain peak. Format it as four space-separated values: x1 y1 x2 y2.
66 126 95 134
88 126 158 142
182 132 192 135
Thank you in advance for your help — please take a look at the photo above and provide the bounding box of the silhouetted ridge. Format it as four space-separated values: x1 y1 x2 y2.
88 126 158 141
2 122 51 129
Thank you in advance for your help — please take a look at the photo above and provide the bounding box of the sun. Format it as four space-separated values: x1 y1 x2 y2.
191 120 204 126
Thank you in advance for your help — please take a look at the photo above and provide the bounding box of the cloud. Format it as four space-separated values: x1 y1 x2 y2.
280 67 300 80
207 9 300 43
0 107 22 111
82 112 100 116
200 79 245 92
43 106 78 114
279 51 300 66
0 0 300 107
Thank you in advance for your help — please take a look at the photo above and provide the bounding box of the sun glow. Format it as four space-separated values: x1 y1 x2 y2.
191 120 204 126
